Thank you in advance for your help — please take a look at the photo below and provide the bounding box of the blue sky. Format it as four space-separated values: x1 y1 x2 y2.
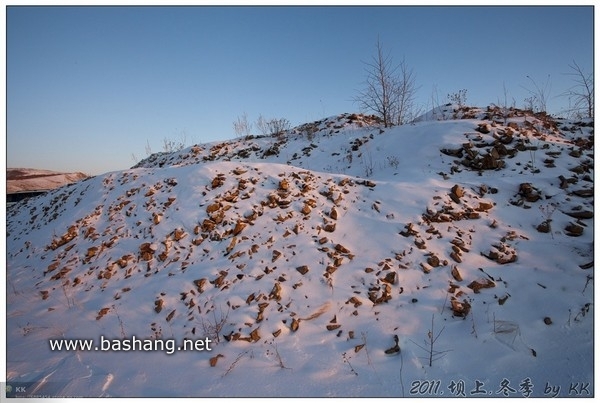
6 5 594 175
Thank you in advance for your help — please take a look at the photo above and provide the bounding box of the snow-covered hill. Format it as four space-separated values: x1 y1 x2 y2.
6 106 594 397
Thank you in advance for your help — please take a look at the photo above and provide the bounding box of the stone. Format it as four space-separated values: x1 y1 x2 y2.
536 220 551 233
290 318 300 332
451 266 463 282
451 184 465 198
476 123 491 134
381 271 397 284
476 202 494 212
565 223 584 236
564 210 593 219
450 298 471 317
467 278 496 293
427 255 440 267
330 207 338 220
296 265 310 275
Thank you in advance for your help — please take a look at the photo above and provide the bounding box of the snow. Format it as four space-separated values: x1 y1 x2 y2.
7 168 89 193
5 107 594 399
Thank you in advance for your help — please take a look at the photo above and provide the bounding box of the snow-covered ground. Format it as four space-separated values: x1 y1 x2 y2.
5 106 594 398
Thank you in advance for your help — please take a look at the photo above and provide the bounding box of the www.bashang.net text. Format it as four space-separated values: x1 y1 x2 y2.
49 335 213 355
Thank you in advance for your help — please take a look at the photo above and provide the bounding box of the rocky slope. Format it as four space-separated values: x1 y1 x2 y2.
6 106 594 397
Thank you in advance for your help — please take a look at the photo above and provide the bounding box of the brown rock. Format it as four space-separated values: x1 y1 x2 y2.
467 278 496 293
206 203 221 214
324 223 336 232
565 223 584 236
476 123 491 134
193 278 207 293
290 318 300 332
154 299 164 313
564 209 593 219
335 244 351 254
201 219 216 232
450 298 471 317
272 250 282 262
296 265 309 275
451 184 465 198
537 220 551 233
476 202 494 212
209 354 224 367
450 251 462 263
427 255 440 268
232 221 247 236
269 282 282 301
451 266 463 282
572 188 593 198
381 271 397 284
330 207 338 220
279 179 290 191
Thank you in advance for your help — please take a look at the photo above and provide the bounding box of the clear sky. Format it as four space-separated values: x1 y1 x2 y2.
6 5 594 176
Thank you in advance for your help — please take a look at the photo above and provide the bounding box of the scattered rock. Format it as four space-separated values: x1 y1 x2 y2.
476 123 491 134
427 255 440 268
564 210 593 219
193 278 207 293
272 250 282 262
384 335 400 355
572 188 593 198
467 278 495 293
450 298 471 317
290 318 300 332
536 220 551 233
518 183 541 202
330 207 338 220
96 307 110 320
346 296 362 307
335 244 351 254
476 202 494 212
381 271 397 284
451 266 463 282
209 354 224 367
166 309 176 322
296 265 309 275
269 282 282 301
565 223 584 237
451 184 465 199
323 222 336 232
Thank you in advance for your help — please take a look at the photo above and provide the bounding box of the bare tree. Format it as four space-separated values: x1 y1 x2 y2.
354 39 416 127
233 113 252 139
562 60 593 119
522 74 552 113
393 58 419 125
162 131 187 153
256 115 269 137
255 115 290 138
266 118 291 139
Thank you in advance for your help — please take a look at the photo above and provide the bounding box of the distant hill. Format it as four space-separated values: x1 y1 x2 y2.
7 168 89 193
